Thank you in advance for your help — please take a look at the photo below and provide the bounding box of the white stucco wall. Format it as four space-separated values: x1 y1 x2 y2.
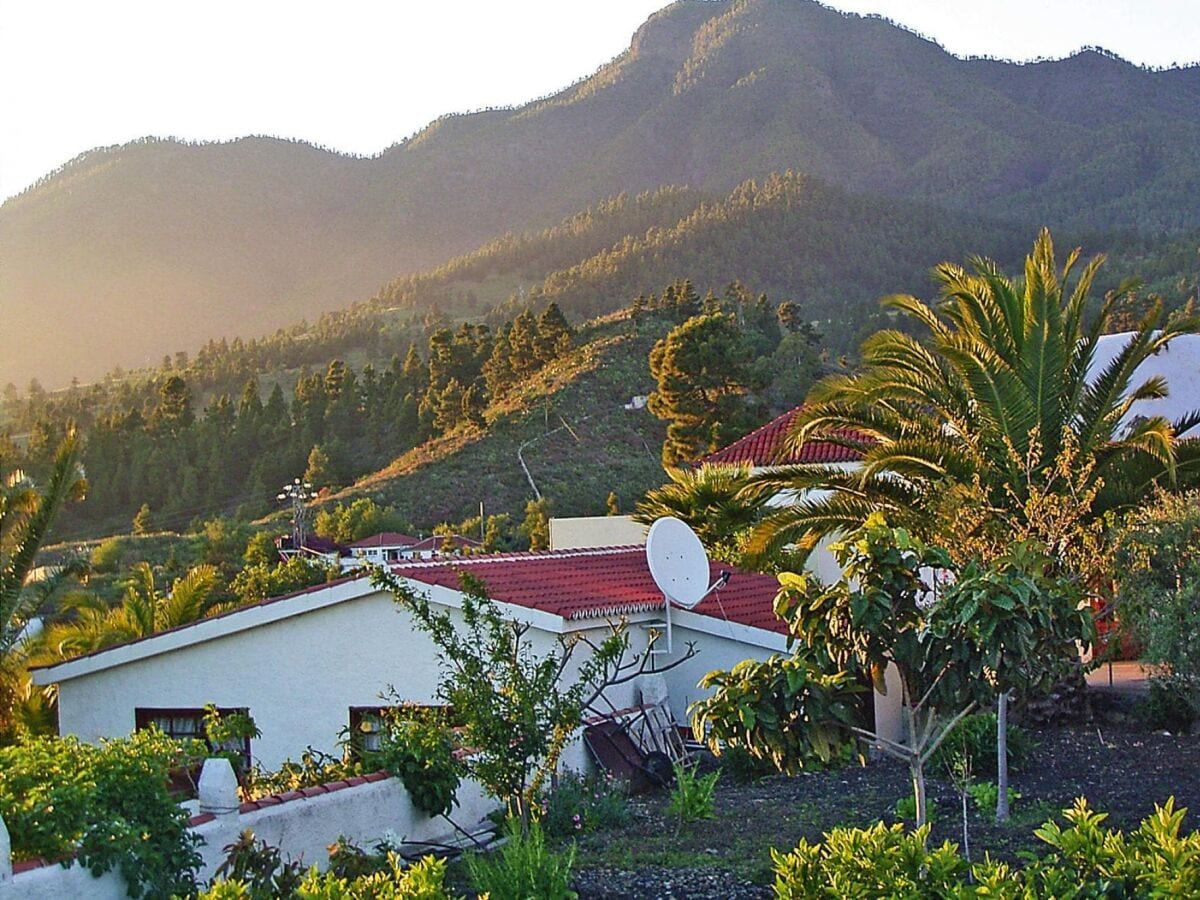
44 580 648 772
549 516 648 550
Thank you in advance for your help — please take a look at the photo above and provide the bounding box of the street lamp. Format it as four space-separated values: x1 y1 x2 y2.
277 478 314 551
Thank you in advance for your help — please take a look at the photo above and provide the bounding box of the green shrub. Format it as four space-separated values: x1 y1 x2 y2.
772 798 1200 897
929 712 1034 777
0 731 204 898
967 781 1020 818
668 762 719 825
203 851 454 899
894 794 937 824
1141 675 1197 733
466 818 576 900
541 769 631 837
245 746 369 800
719 744 779 782
772 820 967 898
372 717 461 818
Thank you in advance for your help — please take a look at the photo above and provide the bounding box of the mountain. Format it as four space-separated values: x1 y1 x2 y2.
4 0 1199 387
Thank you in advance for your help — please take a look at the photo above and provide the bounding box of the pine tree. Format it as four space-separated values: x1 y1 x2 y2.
606 491 620 516
132 503 152 535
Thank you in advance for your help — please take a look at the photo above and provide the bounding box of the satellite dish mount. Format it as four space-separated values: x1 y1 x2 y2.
645 517 730 654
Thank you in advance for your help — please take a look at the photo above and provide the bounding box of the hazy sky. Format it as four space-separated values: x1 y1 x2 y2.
2 0 1198 202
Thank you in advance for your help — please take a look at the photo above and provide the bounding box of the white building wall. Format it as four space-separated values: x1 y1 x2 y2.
51 585 647 773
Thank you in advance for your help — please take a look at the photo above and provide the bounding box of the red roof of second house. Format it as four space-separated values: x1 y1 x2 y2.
698 406 867 467
349 532 422 549
390 547 787 635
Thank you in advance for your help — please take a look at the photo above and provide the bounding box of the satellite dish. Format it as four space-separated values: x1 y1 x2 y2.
646 517 710 609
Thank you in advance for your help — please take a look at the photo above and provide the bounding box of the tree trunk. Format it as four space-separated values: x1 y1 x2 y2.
995 692 1010 823
911 755 928 828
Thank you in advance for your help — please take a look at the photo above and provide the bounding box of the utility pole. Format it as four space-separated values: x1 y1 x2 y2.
277 478 314 551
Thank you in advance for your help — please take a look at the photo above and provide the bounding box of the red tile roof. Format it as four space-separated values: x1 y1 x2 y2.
698 406 867 467
349 532 421 549
391 547 787 635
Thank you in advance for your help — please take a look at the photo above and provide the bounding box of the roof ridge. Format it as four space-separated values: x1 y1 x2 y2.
389 545 644 570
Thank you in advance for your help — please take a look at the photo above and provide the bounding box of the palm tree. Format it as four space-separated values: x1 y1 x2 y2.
36 562 223 662
752 229 1200 558
634 463 767 555
1 427 86 741
750 230 1200 821
0 427 87 658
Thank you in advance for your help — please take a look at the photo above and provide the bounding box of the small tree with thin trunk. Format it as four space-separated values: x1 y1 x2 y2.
692 514 1091 827
371 568 695 832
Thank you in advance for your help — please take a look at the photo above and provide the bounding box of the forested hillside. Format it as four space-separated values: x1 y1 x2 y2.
4 0 1199 386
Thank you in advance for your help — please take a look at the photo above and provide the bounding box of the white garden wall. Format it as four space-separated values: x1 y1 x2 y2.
1 759 497 899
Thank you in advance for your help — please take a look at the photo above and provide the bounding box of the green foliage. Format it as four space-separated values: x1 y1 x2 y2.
244 747 370 801
204 830 455 899
648 310 766 466
231 555 336 604
717 744 779 783
1141 676 1197 733
772 820 966 898
633 463 767 562
894 795 937 824
540 769 631 837
466 818 577 900
754 229 1200 564
372 715 461 818
772 798 1200 897
691 654 861 775
668 763 719 825
519 497 552 552
90 536 125 573
313 498 410 545
1116 490 1200 719
0 731 204 898
243 531 280 568
930 712 1034 777
210 829 306 899
967 781 1020 818
371 568 645 824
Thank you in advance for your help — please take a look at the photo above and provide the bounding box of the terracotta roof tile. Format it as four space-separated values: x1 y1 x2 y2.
698 405 867 467
390 547 787 635
349 532 421 549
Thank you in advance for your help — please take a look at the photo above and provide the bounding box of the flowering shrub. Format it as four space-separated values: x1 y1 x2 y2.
773 798 1200 897
0 731 204 898
541 769 631 838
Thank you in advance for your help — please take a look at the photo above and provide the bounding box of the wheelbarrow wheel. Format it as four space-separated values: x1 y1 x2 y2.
637 751 675 791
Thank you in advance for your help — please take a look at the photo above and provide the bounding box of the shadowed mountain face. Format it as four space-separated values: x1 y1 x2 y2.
3 0 1198 387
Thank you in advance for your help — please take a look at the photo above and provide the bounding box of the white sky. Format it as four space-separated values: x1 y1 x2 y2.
2 0 1198 202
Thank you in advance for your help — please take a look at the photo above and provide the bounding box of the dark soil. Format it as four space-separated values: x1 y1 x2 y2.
569 721 1200 899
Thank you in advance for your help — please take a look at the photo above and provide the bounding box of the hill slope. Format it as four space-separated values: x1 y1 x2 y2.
4 0 1199 386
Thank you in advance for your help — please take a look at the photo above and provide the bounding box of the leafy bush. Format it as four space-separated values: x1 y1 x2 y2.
773 798 1200 897
967 781 1020 818
894 794 937 824
0 731 204 898
205 830 454 899
668 762 719 825
719 744 779 782
1141 675 1197 733
372 716 461 818
541 769 631 837
245 746 369 800
466 818 576 900
210 829 306 898
930 712 1034 777
773 821 966 897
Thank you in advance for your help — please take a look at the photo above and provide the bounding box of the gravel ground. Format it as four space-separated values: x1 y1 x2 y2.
567 720 1200 899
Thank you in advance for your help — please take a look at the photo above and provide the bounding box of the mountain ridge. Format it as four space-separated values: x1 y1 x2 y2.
4 0 1199 387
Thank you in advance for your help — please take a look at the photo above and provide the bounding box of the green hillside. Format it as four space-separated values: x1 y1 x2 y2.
4 0 1199 387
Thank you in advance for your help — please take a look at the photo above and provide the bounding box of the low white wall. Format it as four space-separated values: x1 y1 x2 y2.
549 516 647 550
1 762 497 899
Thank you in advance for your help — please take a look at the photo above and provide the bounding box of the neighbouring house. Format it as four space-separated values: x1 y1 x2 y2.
30 545 901 771
341 532 422 570
697 405 868 584
274 534 345 565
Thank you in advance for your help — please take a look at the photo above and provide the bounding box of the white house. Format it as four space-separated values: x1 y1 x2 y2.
32 545 890 771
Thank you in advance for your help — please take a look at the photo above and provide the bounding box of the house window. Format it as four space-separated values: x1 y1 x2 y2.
135 707 253 769
347 705 457 758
